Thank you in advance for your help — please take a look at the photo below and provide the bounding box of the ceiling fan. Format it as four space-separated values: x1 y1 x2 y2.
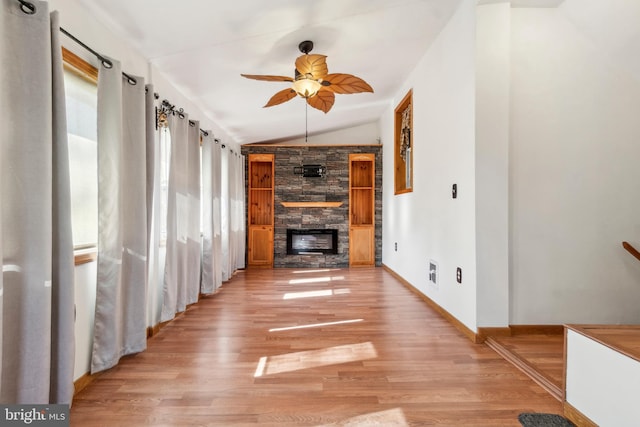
241 40 373 113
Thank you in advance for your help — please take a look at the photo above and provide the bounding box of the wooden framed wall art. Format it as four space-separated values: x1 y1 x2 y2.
394 90 413 194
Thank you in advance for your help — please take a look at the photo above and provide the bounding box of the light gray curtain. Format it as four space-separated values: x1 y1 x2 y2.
91 59 147 373
201 134 223 294
220 149 230 280
161 113 189 321
186 121 201 304
49 10 76 404
0 3 75 403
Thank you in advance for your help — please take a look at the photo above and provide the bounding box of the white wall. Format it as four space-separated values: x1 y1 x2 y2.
475 2 510 328
382 0 478 331
383 0 640 331
73 260 96 380
255 122 380 146
509 5 640 324
566 329 640 426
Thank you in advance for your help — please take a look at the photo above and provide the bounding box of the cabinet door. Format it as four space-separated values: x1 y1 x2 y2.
248 153 274 267
249 226 273 266
349 226 374 266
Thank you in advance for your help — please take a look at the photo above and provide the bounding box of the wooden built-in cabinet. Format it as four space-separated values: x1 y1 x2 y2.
349 153 375 266
248 153 274 267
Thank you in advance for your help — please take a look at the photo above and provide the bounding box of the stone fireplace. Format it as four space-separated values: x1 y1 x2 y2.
241 145 382 268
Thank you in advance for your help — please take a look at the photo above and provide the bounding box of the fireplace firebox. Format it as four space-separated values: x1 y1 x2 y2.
286 229 338 255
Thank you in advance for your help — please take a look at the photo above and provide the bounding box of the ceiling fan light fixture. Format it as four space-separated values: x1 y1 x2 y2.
242 40 373 113
292 77 321 98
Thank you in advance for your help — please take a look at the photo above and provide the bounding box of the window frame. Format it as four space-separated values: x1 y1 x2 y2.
62 47 99 265
394 89 413 195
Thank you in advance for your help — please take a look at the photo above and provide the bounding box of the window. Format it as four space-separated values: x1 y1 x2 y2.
159 126 171 244
63 48 98 262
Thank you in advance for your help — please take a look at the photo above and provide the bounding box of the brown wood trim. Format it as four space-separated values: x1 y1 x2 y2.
382 264 479 343
74 251 97 266
248 153 276 162
242 143 382 148
510 325 565 335
62 47 98 83
280 201 343 208
563 327 568 400
565 324 640 363
477 327 511 342
74 372 100 396
563 401 597 427
394 89 413 195
350 153 374 161
477 325 564 342
394 188 413 196
485 337 563 401
146 324 161 338
622 241 640 262
147 315 183 338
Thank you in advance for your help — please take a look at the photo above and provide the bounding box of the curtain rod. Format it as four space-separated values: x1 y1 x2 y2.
18 0 226 147
17 0 35 14
161 99 217 140
190 121 209 137
59 27 137 85
17 1 136 85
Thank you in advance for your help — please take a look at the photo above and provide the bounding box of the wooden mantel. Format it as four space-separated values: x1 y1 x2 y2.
280 201 343 208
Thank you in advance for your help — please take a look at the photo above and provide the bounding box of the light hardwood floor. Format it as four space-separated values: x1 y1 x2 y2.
485 334 565 401
71 267 562 426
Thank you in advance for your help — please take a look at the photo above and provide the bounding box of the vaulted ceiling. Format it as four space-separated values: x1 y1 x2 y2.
74 0 463 144
73 0 640 144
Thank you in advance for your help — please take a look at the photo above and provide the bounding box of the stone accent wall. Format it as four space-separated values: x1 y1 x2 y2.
242 145 382 268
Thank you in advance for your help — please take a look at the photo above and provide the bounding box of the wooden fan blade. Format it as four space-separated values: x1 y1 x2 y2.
295 54 328 80
264 88 297 108
321 73 374 94
241 74 293 82
306 89 335 113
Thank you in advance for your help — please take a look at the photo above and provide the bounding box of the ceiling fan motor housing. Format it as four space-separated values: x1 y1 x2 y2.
298 40 314 55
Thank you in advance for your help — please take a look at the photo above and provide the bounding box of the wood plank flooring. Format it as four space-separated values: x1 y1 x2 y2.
486 326 640 403
485 334 564 401
71 267 562 426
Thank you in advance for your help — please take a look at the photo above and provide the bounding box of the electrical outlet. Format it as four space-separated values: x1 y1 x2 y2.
456 267 462 284
394 242 398 252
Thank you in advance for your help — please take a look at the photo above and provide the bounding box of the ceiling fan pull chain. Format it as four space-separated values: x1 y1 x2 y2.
305 102 308 143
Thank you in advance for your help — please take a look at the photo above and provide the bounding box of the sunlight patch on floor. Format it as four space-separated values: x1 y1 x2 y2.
254 342 377 377
292 269 340 274
288 275 346 285
316 407 409 427
283 288 350 300
269 318 364 332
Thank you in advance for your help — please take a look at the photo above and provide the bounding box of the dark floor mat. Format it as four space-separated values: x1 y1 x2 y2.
518 413 576 427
